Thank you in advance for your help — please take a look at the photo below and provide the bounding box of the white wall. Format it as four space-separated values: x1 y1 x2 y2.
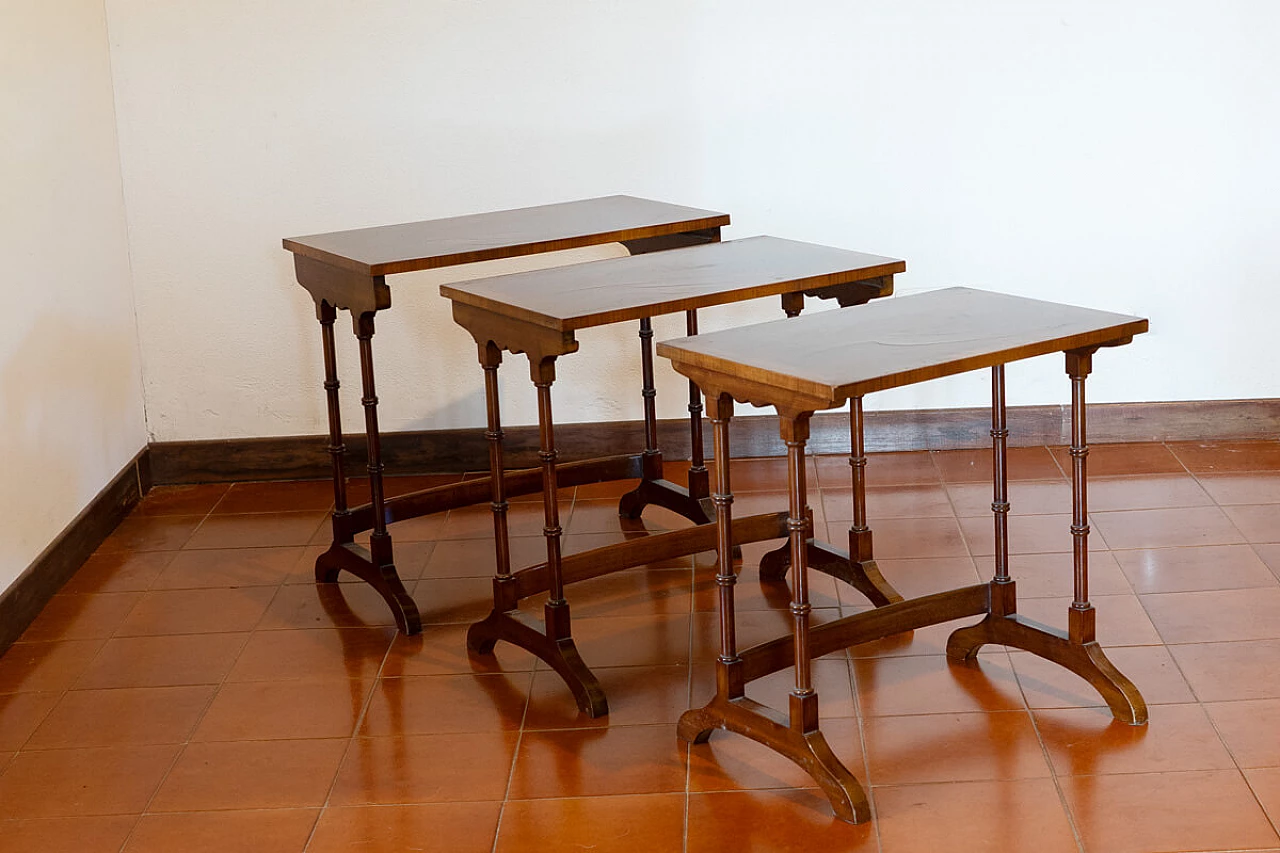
103 0 1280 443
0 0 148 592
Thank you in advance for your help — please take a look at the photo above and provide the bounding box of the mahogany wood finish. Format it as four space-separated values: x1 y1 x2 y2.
658 287 1150 823
443 237 903 716
284 196 731 635
285 195 729 278
440 236 902 331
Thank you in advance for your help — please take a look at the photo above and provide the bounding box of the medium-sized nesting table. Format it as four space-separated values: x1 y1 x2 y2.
656 287 1150 823
440 237 905 716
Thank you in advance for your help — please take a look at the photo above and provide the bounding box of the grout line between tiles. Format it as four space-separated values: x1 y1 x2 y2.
303 614 400 852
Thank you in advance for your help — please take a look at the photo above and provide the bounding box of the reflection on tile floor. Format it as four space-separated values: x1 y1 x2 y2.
2 441 1280 851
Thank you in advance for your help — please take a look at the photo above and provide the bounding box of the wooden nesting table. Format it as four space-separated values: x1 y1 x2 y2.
656 287 1150 823
283 196 734 634
440 236 905 716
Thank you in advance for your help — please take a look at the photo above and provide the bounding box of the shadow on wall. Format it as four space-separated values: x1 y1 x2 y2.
0 312 142 586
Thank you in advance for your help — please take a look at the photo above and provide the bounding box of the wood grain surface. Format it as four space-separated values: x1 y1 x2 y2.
657 287 1148 407
440 236 904 331
283 195 729 276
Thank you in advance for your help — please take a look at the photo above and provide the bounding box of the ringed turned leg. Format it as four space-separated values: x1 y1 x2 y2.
682 405 870 823
760 397 902 609
314 300 352 584
319 311 418 634
531 356 607 717
466 341 518 657
619 315 715 525
948 356 1146 724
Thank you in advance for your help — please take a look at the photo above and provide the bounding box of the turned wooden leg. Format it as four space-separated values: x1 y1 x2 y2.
781 291 804 318
680 406 870 824
317 311 419 635
760 398 902 608
781 416 819 728
684 310 711 503
762 278 820 587
990 364 1015 615
638 317 662 481
947 355 1146 724
619 315 714 525
467 353 608 716
314 301 352 586
680 393 745 749
467 342 516 656
1065 350 1095 644
535 357 606 716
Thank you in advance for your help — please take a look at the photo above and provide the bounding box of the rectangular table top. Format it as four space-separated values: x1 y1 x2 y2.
656 287 1148 405
282 195 729 277
439 236 905 331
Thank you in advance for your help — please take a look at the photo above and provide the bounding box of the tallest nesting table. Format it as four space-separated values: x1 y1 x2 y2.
284 196 733 635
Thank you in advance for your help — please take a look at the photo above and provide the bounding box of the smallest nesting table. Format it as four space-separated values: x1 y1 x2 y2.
656 287 1150 823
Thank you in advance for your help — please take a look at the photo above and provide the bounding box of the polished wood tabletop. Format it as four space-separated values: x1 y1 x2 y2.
439 236 905 331
656 287 1148 404
283 195 729 277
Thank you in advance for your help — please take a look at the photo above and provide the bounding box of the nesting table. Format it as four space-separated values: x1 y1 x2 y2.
657 287 1150 822
283 196 733 634
440 236 905 716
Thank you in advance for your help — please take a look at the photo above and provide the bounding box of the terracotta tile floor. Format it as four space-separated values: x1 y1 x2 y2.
3 441 1280 852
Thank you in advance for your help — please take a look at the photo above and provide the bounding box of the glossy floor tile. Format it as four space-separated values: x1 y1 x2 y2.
308 802 499 853
122 809 319 853
1061 769 1280 853
5 448 1280 850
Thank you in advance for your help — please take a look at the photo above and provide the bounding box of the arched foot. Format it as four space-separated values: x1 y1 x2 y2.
677 708 717 744
315 549 341 583
465 610 609 718
758 541 791 581
313 543 421 634
618 478 715 526
945 619 988 662
387 590 422 636
799 728 872 824
681 696 871 823
552 636 609 718
617 488 646 520
946 613 1148 724
466 611 502 656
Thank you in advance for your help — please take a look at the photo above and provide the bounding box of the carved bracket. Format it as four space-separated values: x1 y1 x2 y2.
294 255 390 324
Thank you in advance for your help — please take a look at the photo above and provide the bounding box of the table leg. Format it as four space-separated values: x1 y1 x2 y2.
466 342 520 658
684 310 711 503
991 365 1015 615
760 396 903 607
946 353 1147 724
471 354 607 716
686 394 744 709
315 311 420 634
680 405 870 824
314 302 353 586
535 357 607 715
619 317 714 525
1066 350 1095 643
758 290 818 574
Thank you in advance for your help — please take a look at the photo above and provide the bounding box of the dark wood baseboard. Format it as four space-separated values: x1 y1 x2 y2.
0 449 150 653
4 399 1276 656
148 398 1280 484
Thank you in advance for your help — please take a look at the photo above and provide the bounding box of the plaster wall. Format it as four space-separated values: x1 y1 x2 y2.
103 1 1280 443
0 0 148 591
